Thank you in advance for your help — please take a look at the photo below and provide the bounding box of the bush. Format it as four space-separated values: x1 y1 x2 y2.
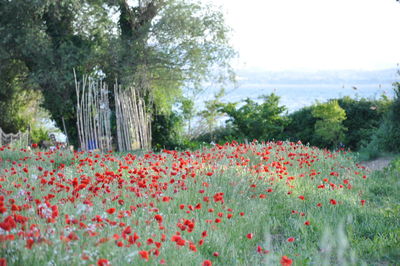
219 94 290 142
311 100 347 149
30 127 50 144
285 96 392 151
361 81 400 156
151 112 184 150
337 96 390 151
283 106 316 145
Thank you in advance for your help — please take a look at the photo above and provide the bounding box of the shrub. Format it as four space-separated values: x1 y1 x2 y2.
311 100 347 149
361 80 400 156
30 126 50 144
283 106 316 145
219 94 290 142
337 96 389 150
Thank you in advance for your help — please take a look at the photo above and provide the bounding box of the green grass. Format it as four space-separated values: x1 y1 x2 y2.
0 143 399 265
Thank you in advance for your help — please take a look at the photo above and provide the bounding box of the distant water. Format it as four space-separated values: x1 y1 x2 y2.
197 83 395 113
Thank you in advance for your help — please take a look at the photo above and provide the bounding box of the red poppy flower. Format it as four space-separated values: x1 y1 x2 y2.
106 208 116 214
154 214 163 223
139 250 149 261
257 245 263 253
202 260 212 266
287 237 295 242
189 243 197 252
280 256 292 266
97 259 110 266
246 233 253 239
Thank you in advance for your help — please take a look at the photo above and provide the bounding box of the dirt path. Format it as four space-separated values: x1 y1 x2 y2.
360 157 393 172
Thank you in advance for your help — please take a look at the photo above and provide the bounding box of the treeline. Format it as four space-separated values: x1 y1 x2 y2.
0 0 235 146
174 80 399 158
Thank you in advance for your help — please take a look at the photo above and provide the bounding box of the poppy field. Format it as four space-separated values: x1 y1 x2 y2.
0 141 399 265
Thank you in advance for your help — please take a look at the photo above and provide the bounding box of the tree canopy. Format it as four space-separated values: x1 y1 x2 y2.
0 0 235 146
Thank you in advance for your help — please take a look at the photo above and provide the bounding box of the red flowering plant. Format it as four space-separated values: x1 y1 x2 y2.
0 140 381 265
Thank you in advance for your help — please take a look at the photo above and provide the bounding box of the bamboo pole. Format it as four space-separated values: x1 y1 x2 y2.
74 69 83 150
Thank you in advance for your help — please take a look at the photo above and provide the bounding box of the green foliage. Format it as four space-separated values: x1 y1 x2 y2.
220 94 289 141
151 112 184 150
311 100 347 148
179 97 196 133
284 95 393 151
361 80 400 156
30 127 50 144
387 156 400 173
283 106 316 145
0 0 235 149
0 0 109 145
382 82 400 152
198 88 226 140
0 59 40 133
337 96 390 150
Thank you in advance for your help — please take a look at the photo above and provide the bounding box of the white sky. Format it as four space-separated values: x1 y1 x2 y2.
208 0 400 71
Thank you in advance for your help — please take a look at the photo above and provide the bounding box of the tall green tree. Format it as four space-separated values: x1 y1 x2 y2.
0 0 112 144
0 0 235 148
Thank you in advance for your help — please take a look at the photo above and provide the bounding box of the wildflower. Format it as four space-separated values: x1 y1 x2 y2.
139 250 149 261
189 243 197 252
202 260 212 266
97 259 110 266
106 208 116 214
154 214 163 223
257 245 263 253
280 256 293 266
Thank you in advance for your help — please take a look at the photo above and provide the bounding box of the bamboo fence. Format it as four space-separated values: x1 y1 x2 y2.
114 84 151 151
0 127 29 147
75 71 151 152
74 71 112 151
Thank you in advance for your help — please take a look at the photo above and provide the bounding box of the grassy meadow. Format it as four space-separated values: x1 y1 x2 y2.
0 142 399 266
